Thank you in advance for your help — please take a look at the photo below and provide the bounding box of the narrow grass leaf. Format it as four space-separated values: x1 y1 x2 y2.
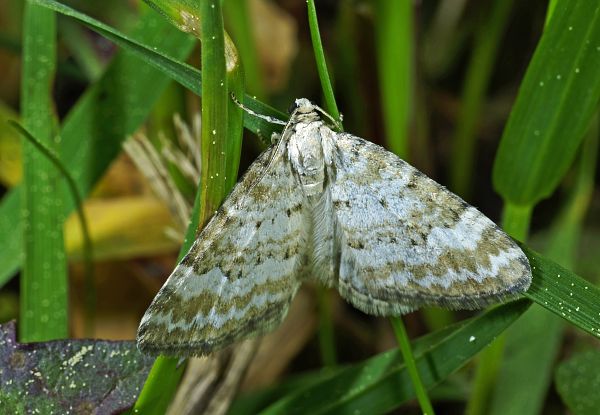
450 0 514 198
19 2 67 342
134 1 245 413
489 122 598 415
11 121 95 335
198 0 231 222
523 245 600 339
307 0 340 124
492 0 600 205
373 1 413 159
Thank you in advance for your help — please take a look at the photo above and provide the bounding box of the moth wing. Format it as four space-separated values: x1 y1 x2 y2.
328 133 531 315
137 144 307 356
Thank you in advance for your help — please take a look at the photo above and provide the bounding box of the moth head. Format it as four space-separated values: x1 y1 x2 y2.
288 98 316 115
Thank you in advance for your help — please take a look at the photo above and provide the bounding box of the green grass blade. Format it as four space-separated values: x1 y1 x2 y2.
484 2 600 410
198 0 230 223
492 0 600 205
373 1 413 159
19 2 67 342
133 1 245 413
489 120 598 415
390 317 435 415
523 245 600 339
10 121 95 336
259 300 530 415
0 8 195 287
450 0 514 198
307 0 341 124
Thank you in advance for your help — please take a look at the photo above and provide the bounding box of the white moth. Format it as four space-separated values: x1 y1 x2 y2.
137 98 531 356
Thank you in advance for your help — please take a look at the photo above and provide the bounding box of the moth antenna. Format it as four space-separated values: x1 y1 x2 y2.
230 93 287 126
312 104 344 131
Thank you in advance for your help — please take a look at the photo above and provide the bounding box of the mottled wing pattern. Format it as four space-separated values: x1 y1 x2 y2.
328 133 531 315
137 144 307 356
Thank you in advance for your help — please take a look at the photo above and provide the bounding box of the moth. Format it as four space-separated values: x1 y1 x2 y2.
137 98 531 356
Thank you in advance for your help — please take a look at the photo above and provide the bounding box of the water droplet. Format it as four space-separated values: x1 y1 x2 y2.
469 336 476 342
556 74 562 80
539 81 544 86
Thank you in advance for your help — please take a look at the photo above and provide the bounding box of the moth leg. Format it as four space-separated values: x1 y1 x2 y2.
270 132 282 145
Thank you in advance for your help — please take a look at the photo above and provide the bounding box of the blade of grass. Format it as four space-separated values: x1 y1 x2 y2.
333 0 368 137
0 5 196 287
449 0 514 198
10 122 95 337
474 1 600 412
198 0 230 222
260 300 530 415
316 289 337 368
523 243 600 338
133 1 245 413
492 0 600 205
373 1 413 159
390 317 436 415
470 1 600 408
489 116 598 415
19 1 67 342
307 0 341 125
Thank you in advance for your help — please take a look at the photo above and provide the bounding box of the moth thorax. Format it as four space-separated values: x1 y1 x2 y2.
288 122 326 198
